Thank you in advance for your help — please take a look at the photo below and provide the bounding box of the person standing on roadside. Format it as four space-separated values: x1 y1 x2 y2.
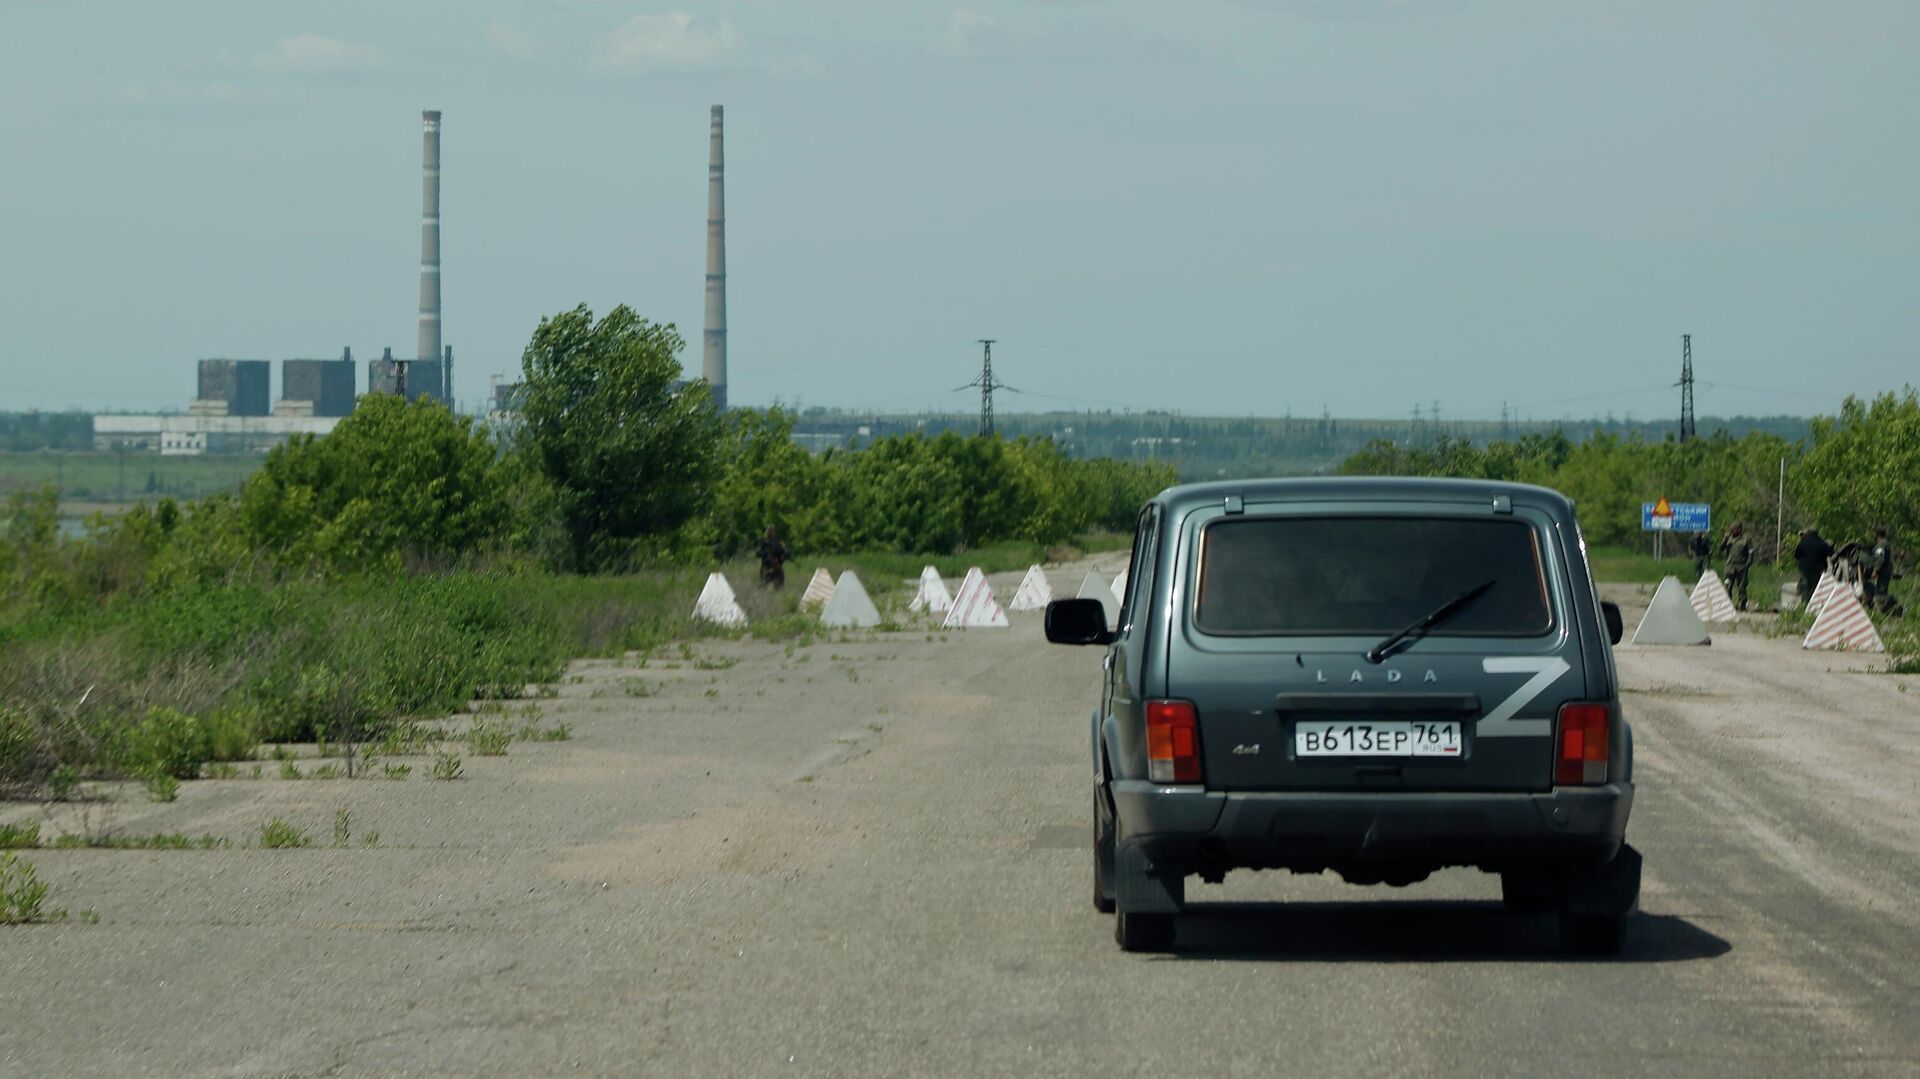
756 526 791 589
1719 521 1756 611
1793 526 1835 604
1863 527 1897 613
1690 531 1712 578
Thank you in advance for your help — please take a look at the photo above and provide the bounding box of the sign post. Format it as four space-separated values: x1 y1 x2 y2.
1642 499 1712 562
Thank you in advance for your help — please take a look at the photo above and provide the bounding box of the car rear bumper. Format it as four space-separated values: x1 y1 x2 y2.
1112 779 1633 870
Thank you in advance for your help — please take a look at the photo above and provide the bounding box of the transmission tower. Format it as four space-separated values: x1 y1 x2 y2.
1678 333 1696 442
957 339 1013 436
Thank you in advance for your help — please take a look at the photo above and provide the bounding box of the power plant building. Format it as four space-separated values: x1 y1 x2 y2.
368 346 451 405
280 349 358 417
194 359 270 417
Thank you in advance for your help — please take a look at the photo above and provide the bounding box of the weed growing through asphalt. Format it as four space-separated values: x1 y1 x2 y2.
204 762 240 779
692 656 736 671
53 833 227 850
308 764 345 780
432 752 463 781
466 721 511 757
0 853 49 924
517 722 571 742
259 819 309 849
144 773 180 803
0 822 41 849
333 809 351 847
623 680 656 698
48 765 79 802
279 760 301 781
703 688 718 698
384 763 411 780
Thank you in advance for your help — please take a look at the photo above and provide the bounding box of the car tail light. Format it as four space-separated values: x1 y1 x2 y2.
1146 699 1201 784
1555 703 1609 785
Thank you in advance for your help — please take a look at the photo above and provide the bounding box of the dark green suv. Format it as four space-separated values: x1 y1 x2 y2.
1045 478 1639 954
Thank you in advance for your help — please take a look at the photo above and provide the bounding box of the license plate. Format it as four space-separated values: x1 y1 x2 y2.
1294 720 1463 758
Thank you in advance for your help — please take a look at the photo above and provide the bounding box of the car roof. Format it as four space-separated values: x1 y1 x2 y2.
1153 476 1576 516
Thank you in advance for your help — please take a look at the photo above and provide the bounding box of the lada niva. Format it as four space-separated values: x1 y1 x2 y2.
1045 478 1639 953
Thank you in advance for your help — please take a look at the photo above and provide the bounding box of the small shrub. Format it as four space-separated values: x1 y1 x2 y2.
279 760 301 781
259 819 309 849
114 706 210 781
466 722 511 757
48 765 80 802
431 752 463 781
143 773 180 803
0 853 49 924
0 822 41 849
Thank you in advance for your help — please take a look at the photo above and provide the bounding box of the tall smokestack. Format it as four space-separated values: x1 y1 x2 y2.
417 110 442 372
702 105 727 411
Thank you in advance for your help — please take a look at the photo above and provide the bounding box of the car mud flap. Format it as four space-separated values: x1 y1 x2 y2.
1565 843 1641 916
1114 840 1185 914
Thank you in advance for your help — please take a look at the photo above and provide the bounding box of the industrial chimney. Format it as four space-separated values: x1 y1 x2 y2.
417 110 442 377
702 105 728 411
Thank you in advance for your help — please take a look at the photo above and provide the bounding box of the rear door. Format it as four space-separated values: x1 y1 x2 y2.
1168 498 1581 793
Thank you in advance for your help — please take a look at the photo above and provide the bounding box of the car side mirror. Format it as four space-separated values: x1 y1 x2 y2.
1045 598 1116 646
1601 601 1624 646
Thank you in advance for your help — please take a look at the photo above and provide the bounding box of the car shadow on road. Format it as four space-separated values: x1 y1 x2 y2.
1165 901 1729 963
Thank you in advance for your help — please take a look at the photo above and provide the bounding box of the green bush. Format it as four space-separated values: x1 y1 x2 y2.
0 852 49 924
114 706 211 781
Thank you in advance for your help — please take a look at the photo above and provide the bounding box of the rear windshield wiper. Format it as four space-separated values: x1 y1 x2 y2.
1365 579 1496 664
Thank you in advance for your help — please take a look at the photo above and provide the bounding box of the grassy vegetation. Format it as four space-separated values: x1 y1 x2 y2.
1586 544 1790 600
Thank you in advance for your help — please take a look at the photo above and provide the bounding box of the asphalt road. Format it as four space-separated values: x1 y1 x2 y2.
5 566 1918 1077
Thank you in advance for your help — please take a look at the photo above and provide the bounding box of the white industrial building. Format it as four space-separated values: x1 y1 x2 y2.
94 414 341 455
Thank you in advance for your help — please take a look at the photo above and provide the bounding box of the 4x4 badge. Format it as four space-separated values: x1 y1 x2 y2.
1231 743 1261 756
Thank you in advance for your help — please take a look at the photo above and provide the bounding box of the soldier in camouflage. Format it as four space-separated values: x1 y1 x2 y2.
1719 521 1756 611
1862 527 1898 614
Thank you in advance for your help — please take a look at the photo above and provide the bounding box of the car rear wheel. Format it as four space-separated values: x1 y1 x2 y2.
1093 788 1116 913
1559 909 1626 956
1115 910 1175 952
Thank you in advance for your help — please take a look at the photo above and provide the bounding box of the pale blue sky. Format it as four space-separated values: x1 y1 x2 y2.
1 0 1914 420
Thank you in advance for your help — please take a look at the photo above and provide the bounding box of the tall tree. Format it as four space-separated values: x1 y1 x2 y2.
518 305 723 568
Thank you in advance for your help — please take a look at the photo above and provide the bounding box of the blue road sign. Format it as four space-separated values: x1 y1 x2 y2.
1642 502 1711 532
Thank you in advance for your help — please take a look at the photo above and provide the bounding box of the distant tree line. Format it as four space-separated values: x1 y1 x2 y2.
1332 390 1920 559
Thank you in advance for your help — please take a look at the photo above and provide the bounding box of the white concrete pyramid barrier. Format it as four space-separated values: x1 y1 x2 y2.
799 567 835 611
908 566 952 614
1806 571 1840 616
943 567 1008 629
1802 586 1884 653
1077 570 1118 623
1630 576 1710 646
1009 565 1052 611
820 571 882 628
1689 571 1738 623
692 572 748 627
1111 567 1129 604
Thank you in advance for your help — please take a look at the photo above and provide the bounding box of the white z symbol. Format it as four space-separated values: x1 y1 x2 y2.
1477 657 1571 738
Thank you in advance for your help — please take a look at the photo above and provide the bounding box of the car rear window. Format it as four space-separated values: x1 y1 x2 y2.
1193 516 1553 637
